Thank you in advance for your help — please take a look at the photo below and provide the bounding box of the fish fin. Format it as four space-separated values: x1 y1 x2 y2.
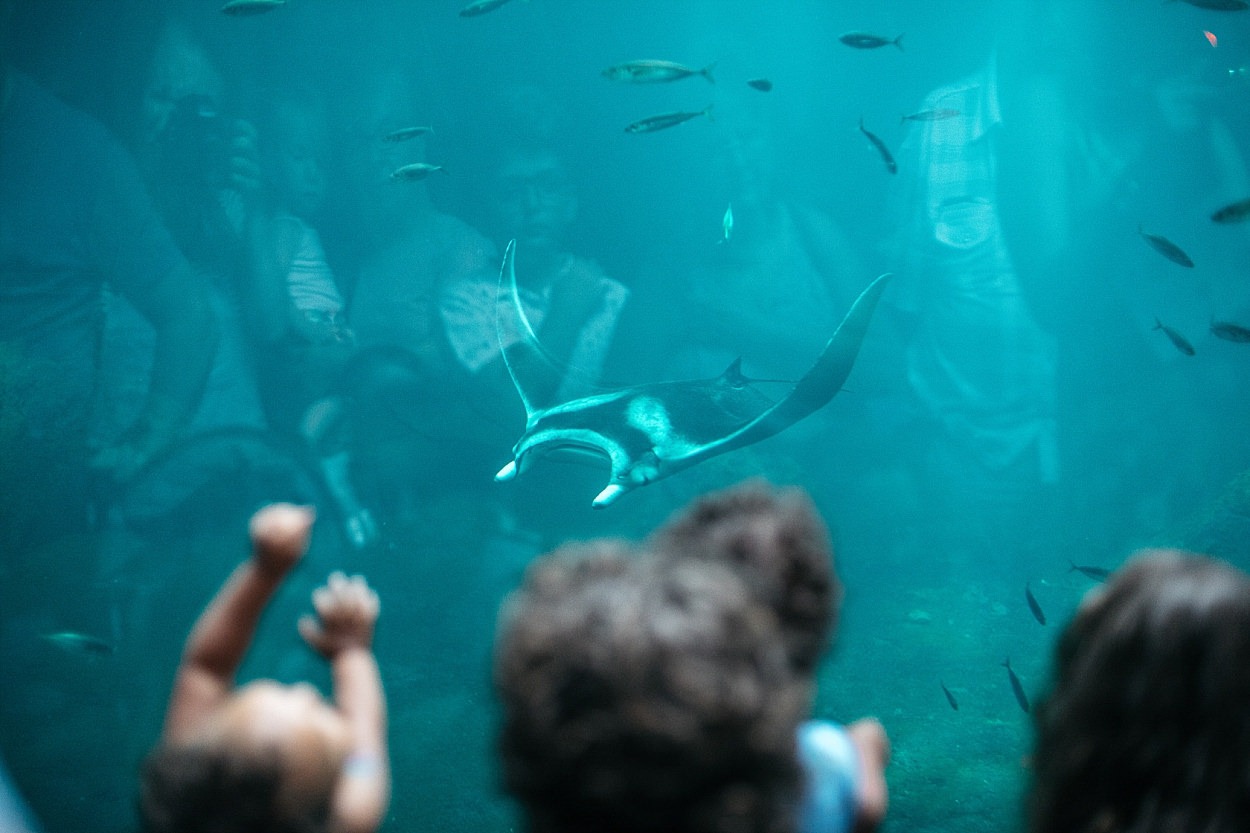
496 241 543 418
895 34 904 51
704 104 715 122
701 61 717 83
670 273 892 464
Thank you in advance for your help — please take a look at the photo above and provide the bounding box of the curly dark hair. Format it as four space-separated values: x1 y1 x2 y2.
648 480 839 676
139 742 331 833
494 540 807 833
1029 549 1250 833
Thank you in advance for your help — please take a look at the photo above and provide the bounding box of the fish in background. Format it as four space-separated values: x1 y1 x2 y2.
940 681 959 711
1025 582 1047 625
1176 0 1249 10
839 32 904 50
1002 658 1030 713
390 162 447 181
220 0 285 14
859 118 897 174
625 106 713 134
602 60 716 84
383 126 434 143
1210 319 1250 342
1154 318 1196 355
746 78 774 92
1211 196 1250 222
1068 560 1113 581
1138 226 1194 267
902 108 961 123
42 631 115 656
459 0 520 17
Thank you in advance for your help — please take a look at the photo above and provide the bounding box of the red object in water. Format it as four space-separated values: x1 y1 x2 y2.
1204 29 1219 47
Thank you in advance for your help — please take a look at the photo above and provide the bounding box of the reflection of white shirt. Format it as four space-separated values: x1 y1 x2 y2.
440 254 628 400
278 213 343 316
895 58 1058 477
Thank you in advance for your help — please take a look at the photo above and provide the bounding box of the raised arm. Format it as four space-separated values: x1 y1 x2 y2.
299 572 389 833
162 504 314 742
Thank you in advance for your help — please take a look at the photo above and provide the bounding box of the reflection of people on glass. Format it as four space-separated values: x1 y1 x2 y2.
994 5 1250 544
0 1 216 551
892 30 1058 563
675 120 866 382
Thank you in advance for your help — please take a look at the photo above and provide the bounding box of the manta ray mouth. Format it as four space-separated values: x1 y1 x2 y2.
497 439 614 483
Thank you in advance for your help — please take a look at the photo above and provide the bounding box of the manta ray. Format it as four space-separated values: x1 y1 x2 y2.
493 240 893 507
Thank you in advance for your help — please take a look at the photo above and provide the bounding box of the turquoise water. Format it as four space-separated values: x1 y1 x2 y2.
4 1 1250 831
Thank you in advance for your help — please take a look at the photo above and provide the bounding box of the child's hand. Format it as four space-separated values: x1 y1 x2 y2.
299 571 379 658
250 504 314 577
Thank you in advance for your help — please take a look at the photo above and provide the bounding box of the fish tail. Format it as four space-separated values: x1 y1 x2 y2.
701 61 718 83
1001 657 1011 669
1153 317 1163 330
895 34 905 51
703 104 715 122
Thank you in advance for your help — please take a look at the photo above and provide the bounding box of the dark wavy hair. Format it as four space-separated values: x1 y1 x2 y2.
494 540 806 833
139 742 331 833
1029 549 1250 833
648 480 839 676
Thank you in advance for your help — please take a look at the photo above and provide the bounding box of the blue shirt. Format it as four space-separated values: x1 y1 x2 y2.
796 720 860 833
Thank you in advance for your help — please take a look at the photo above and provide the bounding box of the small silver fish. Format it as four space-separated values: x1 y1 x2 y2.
720 203 734 243
220 0 286 15
602 60 716 84
1211 319 1250 342
1211 197 1250 223
859 118 897 174
1138 226 1194 268
390 162 447 181
940 680 959 711
625 106 713 134
459 0 518 17
839 32 904 50
901 108 961 123
42 631 115 656
1154 318 1196 355
382 126 434 143
746 78 773 92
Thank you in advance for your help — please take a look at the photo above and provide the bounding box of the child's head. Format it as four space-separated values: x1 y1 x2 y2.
649 479 841 676
141 680 350 833
261 89 330 220
495 540 806 833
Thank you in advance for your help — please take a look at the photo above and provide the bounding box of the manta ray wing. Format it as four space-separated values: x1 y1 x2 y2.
668 271 893 465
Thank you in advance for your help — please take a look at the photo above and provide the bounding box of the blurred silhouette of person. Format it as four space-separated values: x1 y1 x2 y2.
329 67 501 526
92 15 275 535
1028 549 1250 833
0 0 216 549
891 31 1059 571
649 480 890 833
991 5 1250 550
141 504 389 833
674 119 868 383
495 540 807 833
246 85 354 436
